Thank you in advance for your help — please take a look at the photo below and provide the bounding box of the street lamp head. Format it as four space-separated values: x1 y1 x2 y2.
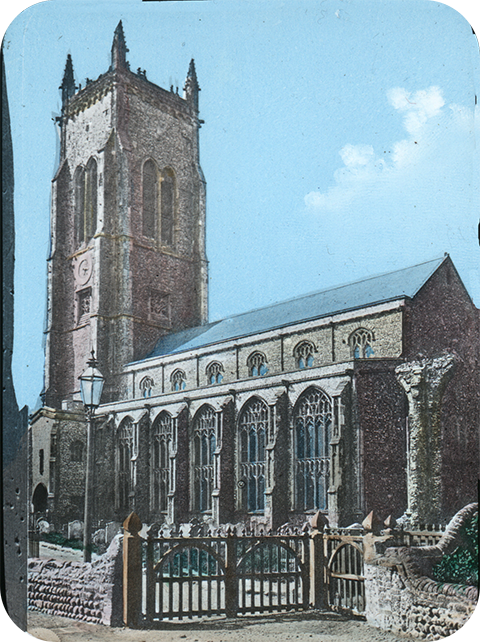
79 349 105 409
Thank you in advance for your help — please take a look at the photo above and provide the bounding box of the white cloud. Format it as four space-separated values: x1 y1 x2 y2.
305 86 449 212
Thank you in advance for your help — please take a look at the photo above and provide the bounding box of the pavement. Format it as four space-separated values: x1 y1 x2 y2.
27 609 412 642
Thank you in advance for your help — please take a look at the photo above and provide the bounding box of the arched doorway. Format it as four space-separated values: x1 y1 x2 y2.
32 483 48 513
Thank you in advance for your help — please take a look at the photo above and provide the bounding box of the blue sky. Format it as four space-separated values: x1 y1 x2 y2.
2 0 480 411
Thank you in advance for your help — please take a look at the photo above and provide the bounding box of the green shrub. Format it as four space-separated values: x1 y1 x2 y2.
432 514 478 587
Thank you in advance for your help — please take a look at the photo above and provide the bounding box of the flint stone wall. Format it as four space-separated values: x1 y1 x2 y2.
365 555 478 639
27 534 123 626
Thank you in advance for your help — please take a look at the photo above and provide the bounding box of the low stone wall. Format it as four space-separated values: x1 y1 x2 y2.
365 561 477 639
27 534 123 626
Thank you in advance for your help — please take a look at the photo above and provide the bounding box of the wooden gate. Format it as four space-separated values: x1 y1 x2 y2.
324 532 365 615
133 522 310 623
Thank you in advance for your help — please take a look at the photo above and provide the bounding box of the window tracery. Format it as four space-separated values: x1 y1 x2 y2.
152 412 172 512
192 406 216 512
118 419 134 511
294 340 316 369
238 398 267 512
140 376 154 398
350 328 375 358
294 387 332 512
206 361 224 385
171 369 186 391
247 351 268 377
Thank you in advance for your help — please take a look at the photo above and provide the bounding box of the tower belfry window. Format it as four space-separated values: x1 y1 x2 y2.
74 159 98 246
161 168 175 246
142 159 158 239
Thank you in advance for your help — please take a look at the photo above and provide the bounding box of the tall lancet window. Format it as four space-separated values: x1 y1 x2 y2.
142 159 158 239
192 406 216 513
74 158 98 246
117 418 134 513
294 387 332 512
152 412 172 513
160 168 175 246
239 398 267 513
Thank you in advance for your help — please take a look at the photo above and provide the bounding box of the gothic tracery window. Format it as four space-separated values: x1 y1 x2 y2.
75 158 97 246
140 376 154 398
152 412 172 513
239 398 267 512
294 340 316 369
192 406 216 512
171 369 186 392
247 351 268 377
350 328 375 359
117 418 134 512
294 387 332 512
206 361 224 385
142 159 157 238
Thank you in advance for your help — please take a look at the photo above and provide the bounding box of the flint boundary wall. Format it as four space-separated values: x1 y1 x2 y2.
27 534 123 626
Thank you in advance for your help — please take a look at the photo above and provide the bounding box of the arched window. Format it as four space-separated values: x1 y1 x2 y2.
171 369 186 392
70 440 84 463
39 449 45 475
140 376 154 398
160 168 175 246
294 340 316 369
238 398 267 512
350 328 375 359
192 406 216 512
118 419 134 512
247 352 268 377
74 159 98 246
206 361 224 385
152 412 172 513
142 159 158 238
294 387 332 512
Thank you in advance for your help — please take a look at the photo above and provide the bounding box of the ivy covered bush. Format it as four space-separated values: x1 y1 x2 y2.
432 513 478 587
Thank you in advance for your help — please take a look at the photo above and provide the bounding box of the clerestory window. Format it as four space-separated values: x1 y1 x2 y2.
294 340 316 369
350 328 375 359
206 361 224 385
247 351 268 377
171 369 186 392
140 376 154 398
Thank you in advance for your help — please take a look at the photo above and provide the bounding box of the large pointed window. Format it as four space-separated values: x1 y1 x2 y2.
350 328 375 359
192 406 216 512
152 412 172 513
142 159 157 238
239 398 267 513
74 158 97 246
160 168 175 246
294 387 332 512
117 418 134 512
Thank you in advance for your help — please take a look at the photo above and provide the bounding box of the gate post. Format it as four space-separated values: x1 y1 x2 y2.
225 527 237 617
309 512 328 609
123 512 143 627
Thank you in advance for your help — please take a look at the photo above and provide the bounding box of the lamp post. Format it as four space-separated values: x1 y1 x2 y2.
79 349 105 562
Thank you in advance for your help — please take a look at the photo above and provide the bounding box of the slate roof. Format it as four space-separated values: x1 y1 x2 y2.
142 256 446 361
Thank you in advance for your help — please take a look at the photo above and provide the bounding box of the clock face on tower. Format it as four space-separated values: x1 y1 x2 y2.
74 252 93 286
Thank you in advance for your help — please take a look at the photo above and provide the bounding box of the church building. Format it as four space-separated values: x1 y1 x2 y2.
29 24 479 538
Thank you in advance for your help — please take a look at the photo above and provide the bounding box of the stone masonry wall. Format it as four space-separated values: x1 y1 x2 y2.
27 534 123 626
365 562 477 639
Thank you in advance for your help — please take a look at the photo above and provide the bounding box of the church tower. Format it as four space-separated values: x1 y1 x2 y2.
44 22 208 406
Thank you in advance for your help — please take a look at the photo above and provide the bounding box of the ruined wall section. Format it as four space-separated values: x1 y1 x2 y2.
404 258 480 518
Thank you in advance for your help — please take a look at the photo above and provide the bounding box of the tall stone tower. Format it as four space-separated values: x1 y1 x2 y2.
44 22 208 406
